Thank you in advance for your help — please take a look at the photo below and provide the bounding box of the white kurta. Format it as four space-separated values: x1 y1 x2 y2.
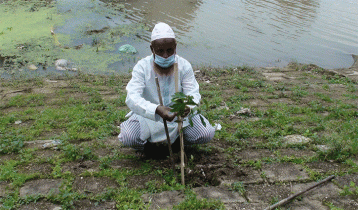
125 55 201 143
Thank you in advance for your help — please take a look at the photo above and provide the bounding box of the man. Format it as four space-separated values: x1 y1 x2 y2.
118 22 215 153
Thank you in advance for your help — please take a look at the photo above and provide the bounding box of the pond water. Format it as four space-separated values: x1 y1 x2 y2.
2 0 358 76
109 0 358 69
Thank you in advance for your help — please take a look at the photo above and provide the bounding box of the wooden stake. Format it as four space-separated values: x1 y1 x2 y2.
264 175 335 210
155 77 175 173
178 116 185 185
173 63 185 185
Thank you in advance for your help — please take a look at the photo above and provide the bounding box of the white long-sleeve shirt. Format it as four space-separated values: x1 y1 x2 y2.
125 55 201 143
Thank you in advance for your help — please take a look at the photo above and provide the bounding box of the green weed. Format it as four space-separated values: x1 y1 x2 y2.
172 189 225 210
230 181 246 195
339 181 358 198
0 132 25 154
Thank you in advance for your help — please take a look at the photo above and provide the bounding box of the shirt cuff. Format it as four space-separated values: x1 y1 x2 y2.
146 103 160 121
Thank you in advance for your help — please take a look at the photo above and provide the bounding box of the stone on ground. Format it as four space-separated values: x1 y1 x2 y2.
73 199 116 210
334 173 358 188
283 135 311 146
291 182 340 200
127 175 165 189
20 179 64 197
262 162 309 182
245 183 291 204
18 200 61 210
72 177 118 195
141 191 185 210
193 186 246 203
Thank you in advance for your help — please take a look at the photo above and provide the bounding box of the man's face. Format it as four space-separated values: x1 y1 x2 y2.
150 38 177 58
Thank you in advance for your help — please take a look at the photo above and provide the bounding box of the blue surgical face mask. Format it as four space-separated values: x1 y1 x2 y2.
154 54 175 68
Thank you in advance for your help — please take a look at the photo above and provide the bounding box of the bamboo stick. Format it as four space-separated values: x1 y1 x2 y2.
264 175 335 210
155 77 175 173
173 63 185 185
178 116 185 185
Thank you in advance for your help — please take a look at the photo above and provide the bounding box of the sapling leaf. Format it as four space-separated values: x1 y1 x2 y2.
170 92 207 127
199 115 206 127
189 116 194 127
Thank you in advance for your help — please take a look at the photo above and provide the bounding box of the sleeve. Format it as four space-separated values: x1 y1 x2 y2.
181 61 201 108
125 62 160 121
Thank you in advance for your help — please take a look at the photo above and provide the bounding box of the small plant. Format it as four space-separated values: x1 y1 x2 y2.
326 202 344 210
61 144 95 161
322 84 330 91
0 133 25 154
172 189 225 210
339 181 358 198
170 92 207 127
260 171 267 179
229 182 246 195
269 196 280 205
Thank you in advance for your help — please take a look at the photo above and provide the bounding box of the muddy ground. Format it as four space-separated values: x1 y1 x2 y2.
0 59 358 209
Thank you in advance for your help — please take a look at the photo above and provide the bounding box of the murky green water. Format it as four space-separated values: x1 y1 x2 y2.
1 0 357 76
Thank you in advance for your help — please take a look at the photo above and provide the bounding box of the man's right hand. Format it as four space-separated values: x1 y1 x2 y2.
156 105 177 121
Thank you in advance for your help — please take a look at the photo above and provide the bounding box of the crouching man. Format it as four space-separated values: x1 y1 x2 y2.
118 22 215 154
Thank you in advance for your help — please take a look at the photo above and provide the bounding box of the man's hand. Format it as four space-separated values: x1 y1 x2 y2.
182 106 191 118
156 105 177 121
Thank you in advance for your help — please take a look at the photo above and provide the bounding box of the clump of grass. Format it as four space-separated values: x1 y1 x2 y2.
172 189 225 210
0 132 25 154
6 93 46 107
229 181 246 195
339 181 358 198
61 144 95 161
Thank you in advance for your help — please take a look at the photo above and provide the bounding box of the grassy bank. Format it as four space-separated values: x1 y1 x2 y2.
0 63 358 209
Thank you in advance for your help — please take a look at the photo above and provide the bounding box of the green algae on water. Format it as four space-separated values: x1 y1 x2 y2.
0 0 149 75
0 1 64 67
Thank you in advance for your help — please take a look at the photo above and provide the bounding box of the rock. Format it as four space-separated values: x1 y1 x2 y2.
214 123 222 131
236 107 253 116
42 140 61 149
72 177 118 195
14 120 22 125
73 199 116 210
217 102 229 110
262 162 309 182
118 44 137 54
141 191 185 209
193 186 246 203
20 179 64 197
24 140 54 149
28 64 38 70
316 144 331 152
55 59 69 71
283 135 311 146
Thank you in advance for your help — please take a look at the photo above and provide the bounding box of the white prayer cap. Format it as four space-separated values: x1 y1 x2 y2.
151 22 175 42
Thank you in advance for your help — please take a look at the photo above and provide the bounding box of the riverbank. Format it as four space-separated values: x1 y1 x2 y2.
1 62 358 209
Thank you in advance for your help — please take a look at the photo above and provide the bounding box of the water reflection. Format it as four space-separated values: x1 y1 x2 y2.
101 0 203 42
67 0 357 70
242 0 320 40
